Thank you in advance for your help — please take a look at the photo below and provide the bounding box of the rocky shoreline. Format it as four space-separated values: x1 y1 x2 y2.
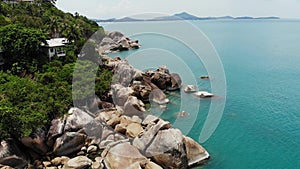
0 32 210 169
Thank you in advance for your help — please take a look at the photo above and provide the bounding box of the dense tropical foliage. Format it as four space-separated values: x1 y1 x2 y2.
0 24 48 74
0 1 112 139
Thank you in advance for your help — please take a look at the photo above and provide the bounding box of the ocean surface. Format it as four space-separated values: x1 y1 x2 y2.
99 19 300 169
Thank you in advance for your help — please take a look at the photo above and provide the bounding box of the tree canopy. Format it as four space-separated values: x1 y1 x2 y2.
0 0 111 140
0 59 112 139
0 24 48 74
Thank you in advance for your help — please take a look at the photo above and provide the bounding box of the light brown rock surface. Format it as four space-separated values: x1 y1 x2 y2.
146 129 188 169
63 156 92 169
184 136 210 167
126 123 144 138
102 142 147 169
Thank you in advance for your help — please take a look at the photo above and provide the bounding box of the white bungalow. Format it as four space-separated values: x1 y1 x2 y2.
43 38 69 60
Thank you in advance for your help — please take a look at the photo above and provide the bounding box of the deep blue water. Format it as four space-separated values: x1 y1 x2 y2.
100 20 300 169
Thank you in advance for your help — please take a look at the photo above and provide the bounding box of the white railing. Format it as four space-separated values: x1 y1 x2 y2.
56 50 66 57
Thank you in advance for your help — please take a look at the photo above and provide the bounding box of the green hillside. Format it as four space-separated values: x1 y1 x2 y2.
0 1 111 139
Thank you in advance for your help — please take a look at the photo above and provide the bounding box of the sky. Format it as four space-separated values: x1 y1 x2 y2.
56 0 300 19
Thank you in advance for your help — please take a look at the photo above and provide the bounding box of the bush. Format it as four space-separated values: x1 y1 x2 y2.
0 72 48 138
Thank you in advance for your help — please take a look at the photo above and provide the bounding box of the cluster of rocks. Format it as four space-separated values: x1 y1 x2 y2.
99 32 141 54
104 56 182 106
0 57 209 169
0 107 209 169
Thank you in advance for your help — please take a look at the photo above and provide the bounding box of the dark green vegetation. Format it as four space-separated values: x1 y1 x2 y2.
0 1 111 139
0 0 104 71
0 24 48 74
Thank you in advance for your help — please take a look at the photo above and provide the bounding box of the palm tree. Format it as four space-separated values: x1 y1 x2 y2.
62 22 82 42
47 16 62 38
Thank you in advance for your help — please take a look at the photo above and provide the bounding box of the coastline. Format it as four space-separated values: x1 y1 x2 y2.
0 32 210 169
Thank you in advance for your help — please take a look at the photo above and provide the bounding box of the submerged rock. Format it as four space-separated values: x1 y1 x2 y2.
183 85 197 93
149 89 169 105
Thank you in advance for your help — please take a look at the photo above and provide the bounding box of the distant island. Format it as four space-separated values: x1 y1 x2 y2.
94 12 280 22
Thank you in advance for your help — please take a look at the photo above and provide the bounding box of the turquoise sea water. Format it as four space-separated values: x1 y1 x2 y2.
100 20 300 169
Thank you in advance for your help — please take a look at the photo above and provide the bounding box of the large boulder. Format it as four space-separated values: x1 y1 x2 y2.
63 156 92 169
142 115 159 126
82 120 104 141
119 115 135 126
53 132 86 156
47 118 66 147
100 125 115 141
100 37 117 47
107 31 125 42
62 108 104 143
98 126 127 150
126 123 144 138
183 136 210 167
156 66 170 74
0 139 28 169
146 66 182 92
119 38 131 50
96 109 121 122
99 37 118 54
99 32 141 53
147 66 172 91
64 108 95 132
114 123 127 134
133 119 171 152
107 116 121 128
21 129 48 155
145 129 188 169
102 142 147 169
131 81 152 102
149 89 169 105
149 72 170 90
123 96 146 117
111 84 134 106
112 61 141 87
168 73 182 91
0 155 27 169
